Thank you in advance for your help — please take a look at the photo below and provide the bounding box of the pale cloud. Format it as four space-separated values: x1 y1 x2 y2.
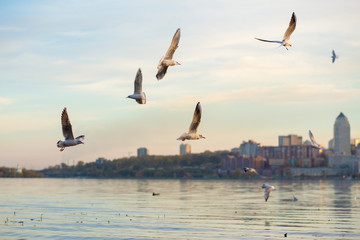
0 112 56 134
65 78 126 95
147 83 360 109
56 31 91 37
0 26 22 31
347 41 360 48
0 97 12 105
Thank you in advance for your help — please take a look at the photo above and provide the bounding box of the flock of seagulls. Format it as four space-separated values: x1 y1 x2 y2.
55 12 338 202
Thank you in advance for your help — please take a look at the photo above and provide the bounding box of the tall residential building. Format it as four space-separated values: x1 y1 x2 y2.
180 144 191 155
279 134 302 146
239 140 261 157
334 112 350 155
137 147 149 157
328 138 334 150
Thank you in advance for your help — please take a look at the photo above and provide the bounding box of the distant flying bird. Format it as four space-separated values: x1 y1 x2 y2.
57 108 85 152
244 167 258 174
177 102 205 141
331 50 338 63
293 194 298 202
156 28 181 80
255 12 297 50
262 184 275 202
309 130 325 150
127 68 146 104
244 167 266 179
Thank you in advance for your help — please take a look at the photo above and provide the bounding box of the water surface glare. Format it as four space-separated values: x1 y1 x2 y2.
1 178 360 239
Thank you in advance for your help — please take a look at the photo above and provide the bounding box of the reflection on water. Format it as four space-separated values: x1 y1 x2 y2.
0 179 360 239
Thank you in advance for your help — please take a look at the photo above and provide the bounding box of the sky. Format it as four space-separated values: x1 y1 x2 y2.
0 0 359 169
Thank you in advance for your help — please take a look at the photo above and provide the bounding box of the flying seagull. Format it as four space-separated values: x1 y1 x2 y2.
156 28 181 80
177 102 205 141
309 130 324 150
244 167 258 174
255 12 297 50
244 167 266 179
127 68 146 104
262 184 275 202
331 50 338 63
293 194 298 202
57 107 85 152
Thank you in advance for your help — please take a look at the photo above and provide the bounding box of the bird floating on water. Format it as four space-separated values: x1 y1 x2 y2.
331 50 338 63
255 12 297 50
156 28 181 80
127 68 146 104
57 108 84 152
177 102 205 141
308 130 324 150
262 184 275 202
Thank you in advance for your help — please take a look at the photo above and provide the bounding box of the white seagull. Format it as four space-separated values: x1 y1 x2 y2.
331 50 338 63
156 28 181 80
309 130 324 150
255 12 297 50
262 184 275 202
127 68 146 104
177 102 205 141
244 167 258 174
57 108 85 152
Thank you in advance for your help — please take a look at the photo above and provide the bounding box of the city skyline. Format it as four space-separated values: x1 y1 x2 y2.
1 1 360 169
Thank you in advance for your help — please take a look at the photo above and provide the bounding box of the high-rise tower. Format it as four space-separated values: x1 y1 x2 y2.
334 112 350 155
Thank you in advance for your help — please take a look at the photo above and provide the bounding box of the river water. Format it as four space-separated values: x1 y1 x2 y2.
0 178 360 239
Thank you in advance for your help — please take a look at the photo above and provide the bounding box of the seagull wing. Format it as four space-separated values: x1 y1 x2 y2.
254 38 283 44
189 102 202 134
332 50 336 63
134 68 142 94
164 28 180 59
282 12 296 41
264 187 273 202
61 108 74 140
309 130 316 144
156 65 168 80
75 135 85 141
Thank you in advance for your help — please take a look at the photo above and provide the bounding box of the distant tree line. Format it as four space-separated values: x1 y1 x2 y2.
0 167 43 178
41 151 229 178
